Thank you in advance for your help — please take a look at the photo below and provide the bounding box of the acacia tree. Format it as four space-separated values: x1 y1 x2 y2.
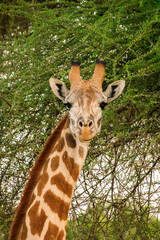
0 0 160 239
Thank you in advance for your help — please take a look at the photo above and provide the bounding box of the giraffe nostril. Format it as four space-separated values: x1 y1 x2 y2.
78 118 94 128
79 121 83 128
89 121 93 128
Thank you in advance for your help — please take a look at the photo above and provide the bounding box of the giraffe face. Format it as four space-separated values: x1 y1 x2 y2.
64 85 105 141
50 61 125 142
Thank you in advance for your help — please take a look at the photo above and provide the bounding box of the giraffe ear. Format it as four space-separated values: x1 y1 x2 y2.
103 80 125 103
49 78 70 102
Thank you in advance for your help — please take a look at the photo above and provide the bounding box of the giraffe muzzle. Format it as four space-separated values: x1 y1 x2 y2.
77 117 96 141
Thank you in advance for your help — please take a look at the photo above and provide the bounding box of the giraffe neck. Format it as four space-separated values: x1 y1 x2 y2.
9 113 89 240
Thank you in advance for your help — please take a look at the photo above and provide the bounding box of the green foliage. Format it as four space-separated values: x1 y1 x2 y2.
67 204 160 240
0 0 160 239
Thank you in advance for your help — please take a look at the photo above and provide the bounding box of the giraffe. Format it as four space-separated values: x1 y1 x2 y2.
9 60 125 240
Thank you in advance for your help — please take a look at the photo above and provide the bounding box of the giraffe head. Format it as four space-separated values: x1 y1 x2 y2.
50 60 125 142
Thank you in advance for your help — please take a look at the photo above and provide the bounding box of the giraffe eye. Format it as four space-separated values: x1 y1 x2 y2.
100 102 107 110
64 102 72 109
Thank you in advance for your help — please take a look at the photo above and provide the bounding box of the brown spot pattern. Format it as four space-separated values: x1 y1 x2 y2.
51 155 60 171
54 137 65 152
57 230 65 240
21 221 28 240
44 222 59 240
8 114 69 240
37 172 49 196
79 146 84 158
62 151 79 181
28 201 47 236
43 190 70 221
51 173 73 198
65 133 76 148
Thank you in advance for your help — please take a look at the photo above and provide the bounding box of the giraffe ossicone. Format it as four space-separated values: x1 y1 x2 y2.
9 60 125 240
